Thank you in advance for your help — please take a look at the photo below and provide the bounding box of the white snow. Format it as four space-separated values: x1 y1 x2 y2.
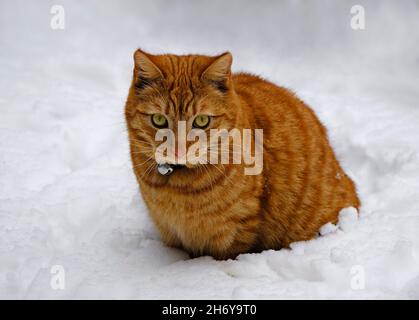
319 222 338 236
337 207 359 232
1 0 419 299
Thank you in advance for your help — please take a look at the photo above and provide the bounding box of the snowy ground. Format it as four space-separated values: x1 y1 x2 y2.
1 0 419 299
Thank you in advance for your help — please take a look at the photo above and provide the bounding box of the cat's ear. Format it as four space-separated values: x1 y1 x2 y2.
133 49 163 90
201 52 233 93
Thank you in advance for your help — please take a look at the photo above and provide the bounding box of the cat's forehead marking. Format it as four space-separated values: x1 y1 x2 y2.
164 56 200 117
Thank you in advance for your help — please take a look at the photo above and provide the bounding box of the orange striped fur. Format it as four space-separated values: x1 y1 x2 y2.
125 49 360 260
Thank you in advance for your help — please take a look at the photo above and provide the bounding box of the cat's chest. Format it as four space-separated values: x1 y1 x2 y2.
146 192 235 248
149 193 225 226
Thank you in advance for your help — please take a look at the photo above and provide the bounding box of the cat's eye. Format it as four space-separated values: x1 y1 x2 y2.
193 115 211 129
151 114 168 128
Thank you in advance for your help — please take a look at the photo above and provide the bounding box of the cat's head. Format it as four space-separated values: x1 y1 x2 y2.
126 49 240 177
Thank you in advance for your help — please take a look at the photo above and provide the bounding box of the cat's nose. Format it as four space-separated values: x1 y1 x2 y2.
175 149 186 163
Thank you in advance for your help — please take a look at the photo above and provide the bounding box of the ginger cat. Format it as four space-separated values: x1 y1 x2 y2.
125 49 360 260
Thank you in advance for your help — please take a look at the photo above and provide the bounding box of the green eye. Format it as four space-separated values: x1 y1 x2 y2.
151 114 168 128
193 115 210 129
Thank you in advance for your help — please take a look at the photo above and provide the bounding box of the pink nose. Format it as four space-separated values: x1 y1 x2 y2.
175 149 185 159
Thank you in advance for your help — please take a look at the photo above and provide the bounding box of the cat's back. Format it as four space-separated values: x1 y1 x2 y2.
232 72 304 123
233 72 291 103
233 72 360 248
232 72 316 151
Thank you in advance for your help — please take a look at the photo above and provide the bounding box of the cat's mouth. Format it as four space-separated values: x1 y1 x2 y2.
157 163 187 176
171 164 187 170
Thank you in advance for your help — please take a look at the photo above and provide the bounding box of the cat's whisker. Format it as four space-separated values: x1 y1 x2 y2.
131 148 155 154
141 161 157 179
200 163 216 193
129 138 155 147
208 163 236 187
133 156 155 168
